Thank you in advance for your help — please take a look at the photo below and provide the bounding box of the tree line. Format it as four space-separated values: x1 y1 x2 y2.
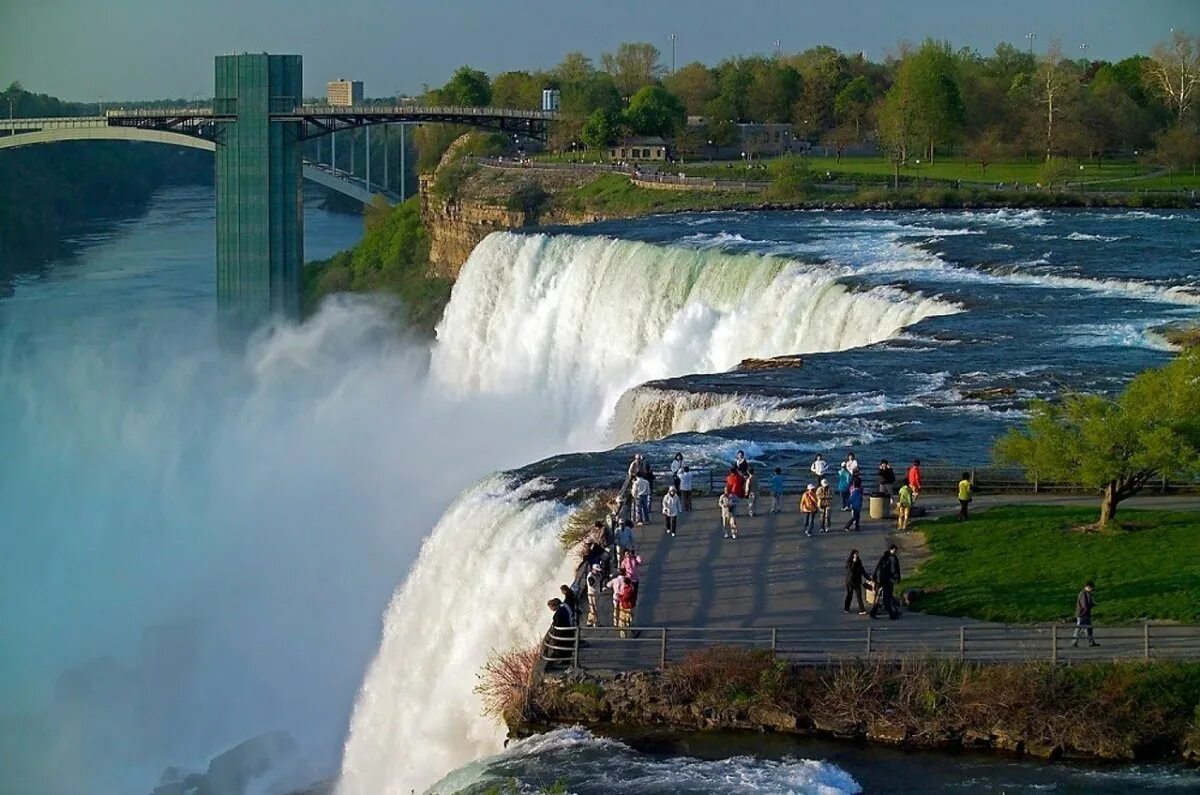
415 33 1199 175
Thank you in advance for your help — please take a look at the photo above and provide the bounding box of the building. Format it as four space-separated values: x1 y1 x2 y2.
683 117 806 159
326 79 364 107
541 89 560 112
607 136 669 162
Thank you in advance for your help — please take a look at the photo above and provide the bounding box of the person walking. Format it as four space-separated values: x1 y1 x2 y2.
679 466 694 511
584 564 603 627
844 550 870 614
662 485 681 536
670 452 685 490
725 466 744 506
837 463 852 511
906 459 923 502
844 452 860 478
957 472 973 520
633 472 651 525
810 453 829 479
800 484 819 537
744 467 758 517
869 544 902 620
816 478 833 533
615 521 635 561
878 460 896 504
896 482 914 531
719 485 739 539
843 480 863 532
769 467 785 514
1072 581 1098 647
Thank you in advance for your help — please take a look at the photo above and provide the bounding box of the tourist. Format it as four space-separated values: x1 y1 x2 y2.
896 481 914 531
627 453 644 480
584 564 603 627
907 459 923 501
800 483 818 537
844 550 869 614
725 465 745 505
810 453 829 479
744 467 758 517
843 479 863 532
719 485 739 539
734 450 750 477
662 485 682 536
546 598 574 660
769 467 785 514
607 571 634 638
670 452 685 490
957 472 973 520
560 584 578 623
1073 581 1098 647
633 472 651 525
816 478 833 532
620 549 641 606
837 463 852 511
869 544 902 620
878 460 896 503
844 452 860 477
615 521 635 560
679 466 694 511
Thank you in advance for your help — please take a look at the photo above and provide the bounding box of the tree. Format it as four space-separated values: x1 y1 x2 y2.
767 154 814 198
622 85 686 137
663 61 718 115
1151 125 1200 180
822 123 857 162
964 127 1005 174
490 71 542 110
747 62 803 122
437 66 491 106
787 46 850 137
995 351 1200 525
554 51 595 84
601 42 665 97
834 75 874 136
878 74 919 173
1035 42 1074 161
560 73 622 117
581 108 621 150
1145 30 1200 123
898 39 966 163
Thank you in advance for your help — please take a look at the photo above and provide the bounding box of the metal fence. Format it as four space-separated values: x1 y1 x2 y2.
542 623 1200 671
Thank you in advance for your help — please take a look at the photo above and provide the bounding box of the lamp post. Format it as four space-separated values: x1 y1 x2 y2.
669 34 677 73
1025 32 1037 55
1079 43 1089 59
707 138 713 162
774 39 782 57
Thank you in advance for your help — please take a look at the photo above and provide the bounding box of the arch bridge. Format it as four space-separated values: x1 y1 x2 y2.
0 53 559 328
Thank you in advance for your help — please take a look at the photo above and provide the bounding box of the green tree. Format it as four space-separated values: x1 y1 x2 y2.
622 85 686 137
787 46 850 136
834 75 874 136
821 123 857 162
437 66 491 106
663 61 718 115
964 127 1005 175
490 71 542 109
600 42 665 97
747 62 803 122
560 73 621 117
554 51 595 84
581 107 621 150
767 154 814 198
1151 125 1200 180
995 351 1200 525
898 39 966 163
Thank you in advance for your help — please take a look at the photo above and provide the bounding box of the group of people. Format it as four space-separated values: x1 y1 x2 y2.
843 545 903 620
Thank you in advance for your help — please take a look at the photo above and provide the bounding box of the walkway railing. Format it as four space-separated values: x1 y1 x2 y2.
543 623 1200 670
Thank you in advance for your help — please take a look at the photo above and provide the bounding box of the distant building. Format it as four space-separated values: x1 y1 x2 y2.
683 118 805 158
608 136 668 162
327 79 364 107
541 89 560 111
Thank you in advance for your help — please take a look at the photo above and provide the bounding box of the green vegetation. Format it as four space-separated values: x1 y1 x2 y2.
766 154 814 199
561 172 759 214
996 351 1200 524
905 506 1200 623
302 197 451 334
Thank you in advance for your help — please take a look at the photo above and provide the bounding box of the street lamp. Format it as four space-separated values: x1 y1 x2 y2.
1025 32 1037 55
774 39 782 57
707 139 713 162
669 33 677 73
1079 43 1089 59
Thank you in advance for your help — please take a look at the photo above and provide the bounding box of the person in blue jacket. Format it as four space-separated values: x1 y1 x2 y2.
842 476 863 532
837 463 852 511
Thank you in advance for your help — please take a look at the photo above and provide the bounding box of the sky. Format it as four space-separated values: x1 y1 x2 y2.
1 0 1197 102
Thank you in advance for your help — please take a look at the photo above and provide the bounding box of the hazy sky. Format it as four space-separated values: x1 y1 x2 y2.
1 0 1197 101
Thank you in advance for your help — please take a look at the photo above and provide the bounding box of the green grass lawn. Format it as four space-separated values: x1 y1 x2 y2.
560 172 760 214
904 506 1200 625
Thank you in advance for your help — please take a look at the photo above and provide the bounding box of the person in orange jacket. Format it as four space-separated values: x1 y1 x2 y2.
906 458 923 501
799 484 819 537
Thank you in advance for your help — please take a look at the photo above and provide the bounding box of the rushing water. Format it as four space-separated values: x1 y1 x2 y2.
1 187 1198 794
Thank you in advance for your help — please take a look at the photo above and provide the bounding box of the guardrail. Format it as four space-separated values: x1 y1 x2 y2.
542 623 1200 671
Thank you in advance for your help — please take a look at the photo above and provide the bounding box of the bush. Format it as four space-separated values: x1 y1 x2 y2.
664 646 774 703
767 154 814 199
475 645 540 722
432 158 478 202
506 181 551 221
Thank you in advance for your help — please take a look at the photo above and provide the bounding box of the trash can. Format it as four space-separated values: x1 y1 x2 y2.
869 494 889 520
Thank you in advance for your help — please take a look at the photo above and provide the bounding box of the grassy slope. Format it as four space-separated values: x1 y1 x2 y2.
905 506 1200 624
559 172 760 214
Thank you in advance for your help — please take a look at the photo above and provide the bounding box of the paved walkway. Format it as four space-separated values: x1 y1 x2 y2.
581 493 1200 666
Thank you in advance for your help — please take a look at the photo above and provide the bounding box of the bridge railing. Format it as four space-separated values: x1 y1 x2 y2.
543 623 1200 670
288 104 560 119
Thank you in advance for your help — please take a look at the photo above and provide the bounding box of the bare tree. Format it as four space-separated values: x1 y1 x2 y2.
1145 30 1200 123
600 42 665 97
1037 41 1070 162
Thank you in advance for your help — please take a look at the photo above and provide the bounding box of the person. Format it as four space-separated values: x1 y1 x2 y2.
620 549 642 607
734 450 750 477
844 452 860 477
844 550 870 614
670 452 685 490
633 472 651 525
615 521 635 560
662 485 681 536
769 467 785 514
560 584 578 623
843 479 863 532
744 467 758 517
679 466 694 511
607 571 634 638
719 485 739 539
816 478 833 533
1073 581 1098 647
907 459 923 501
878 460 896 503
810 453 829 479
799 484 819 537
896 481 914 531
725 466 745 504
837 463 852 511
546 598 574 660
584 564 603 627
627 453 644 480
869 545 902 620
957 472 973 520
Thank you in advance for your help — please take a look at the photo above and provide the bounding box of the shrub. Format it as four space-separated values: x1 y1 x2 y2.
475 644 540 722
664 646 774 703
506 181 551 221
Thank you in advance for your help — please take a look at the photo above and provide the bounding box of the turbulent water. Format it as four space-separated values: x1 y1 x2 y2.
1 189 1198 795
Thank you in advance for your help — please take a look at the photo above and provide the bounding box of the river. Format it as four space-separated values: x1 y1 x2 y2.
0 186 1197 794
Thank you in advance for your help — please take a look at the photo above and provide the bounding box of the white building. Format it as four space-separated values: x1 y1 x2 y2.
327 79 364 107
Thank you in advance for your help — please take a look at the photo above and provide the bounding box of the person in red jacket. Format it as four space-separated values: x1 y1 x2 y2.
725 466 744 504
906 459 923 501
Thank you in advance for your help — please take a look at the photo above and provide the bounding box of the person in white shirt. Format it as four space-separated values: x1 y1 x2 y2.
678 466 694 511
810 454 829 478
662 486 682 536
670 452 684 489
844 452 860 477
719 486 739 540
633 474 651 524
